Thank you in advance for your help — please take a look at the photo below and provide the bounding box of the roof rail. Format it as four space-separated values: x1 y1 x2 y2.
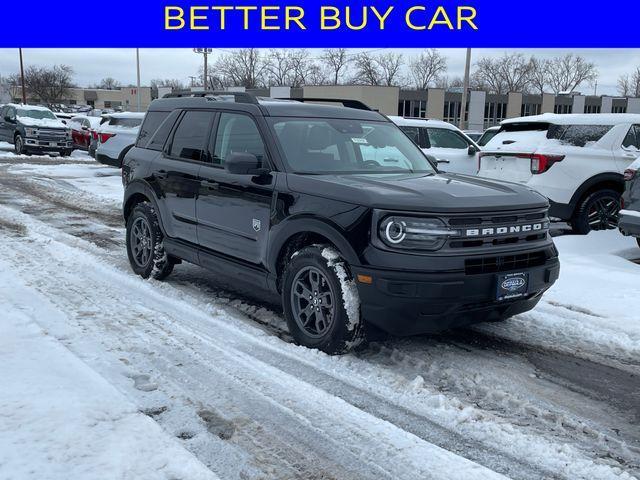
162 90 258 104
281 98 373 111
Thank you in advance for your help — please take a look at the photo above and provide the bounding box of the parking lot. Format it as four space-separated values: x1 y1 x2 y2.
0 141 639 479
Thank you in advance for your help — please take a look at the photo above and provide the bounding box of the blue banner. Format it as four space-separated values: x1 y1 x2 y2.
3 0 637 47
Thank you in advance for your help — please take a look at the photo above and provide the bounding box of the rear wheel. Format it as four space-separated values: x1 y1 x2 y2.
571 189 621 234
282 245 365 354
126 202 174 280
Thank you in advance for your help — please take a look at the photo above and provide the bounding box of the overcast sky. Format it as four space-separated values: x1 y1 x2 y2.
1 48 640 95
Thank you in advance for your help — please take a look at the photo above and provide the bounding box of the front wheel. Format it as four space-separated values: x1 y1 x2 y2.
571 189 621 234
126 202 174 280
14 135 25 155
282 245 365 354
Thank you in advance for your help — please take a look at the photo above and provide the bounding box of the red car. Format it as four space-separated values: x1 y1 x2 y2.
68 115 103 151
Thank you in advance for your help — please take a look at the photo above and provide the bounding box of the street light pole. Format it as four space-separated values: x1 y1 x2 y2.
136 48 141 112
459 48 472 130
19 48 27 105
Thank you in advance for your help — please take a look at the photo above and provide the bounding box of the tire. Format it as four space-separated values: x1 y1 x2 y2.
126 202 174 280
61 149 73 157
281 245 365 354
571 189 621 235
14 134 25 155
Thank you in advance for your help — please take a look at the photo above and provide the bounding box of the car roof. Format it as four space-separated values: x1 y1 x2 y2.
502 113 640 126
105 111 146 119
148 96 388 122
5 103 53 112
387 115 459 130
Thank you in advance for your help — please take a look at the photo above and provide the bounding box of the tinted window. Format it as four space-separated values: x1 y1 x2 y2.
477 129 499 146
427 128 468 149
622 125 640 150
108 117 142 128
399 126 429 149
169 111 213 161
212 113 265 166
137 111 169 148
146 110 180 151
547 124 612 147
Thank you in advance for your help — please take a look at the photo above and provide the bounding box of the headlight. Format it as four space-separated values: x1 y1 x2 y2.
379 216 459 251
66 129 72 139
25 127 38 137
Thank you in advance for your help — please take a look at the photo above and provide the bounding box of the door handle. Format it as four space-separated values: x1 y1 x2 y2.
201 180 219 190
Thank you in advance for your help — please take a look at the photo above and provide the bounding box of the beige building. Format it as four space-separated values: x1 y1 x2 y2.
8 86 153 112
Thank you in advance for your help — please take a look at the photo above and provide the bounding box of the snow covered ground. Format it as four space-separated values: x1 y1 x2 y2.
0 153 638 480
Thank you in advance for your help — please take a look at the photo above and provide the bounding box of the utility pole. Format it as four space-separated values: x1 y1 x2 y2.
594 80 598 96
19 48 27 105
136 48 141 112
459 48 472 130
193 49 212 89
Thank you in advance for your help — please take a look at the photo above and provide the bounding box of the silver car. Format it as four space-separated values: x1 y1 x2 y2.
95 112 145 167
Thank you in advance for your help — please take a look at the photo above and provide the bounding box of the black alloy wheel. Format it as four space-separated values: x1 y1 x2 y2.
290 266 336 338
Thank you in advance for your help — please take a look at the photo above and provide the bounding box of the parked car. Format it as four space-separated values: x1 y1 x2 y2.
0 103 73 156
54 112 74 124
94 112 145 167
619 157 640 247
476 126 500 146
121 92 559 354
463 130 483 143
68 115 103 151
478 113 640 233
389 116 480 175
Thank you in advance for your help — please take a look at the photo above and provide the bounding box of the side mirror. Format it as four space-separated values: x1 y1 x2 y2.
468 145 478 156
4 115 14 123
81 125 88 131
225 152 264 175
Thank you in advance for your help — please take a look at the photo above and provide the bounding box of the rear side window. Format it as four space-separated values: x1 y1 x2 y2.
547 124 612 147
622 125 640 150
146 110 179 151
137 111 169 148
169 111 214 161
399 126 429 149
427 128 468 149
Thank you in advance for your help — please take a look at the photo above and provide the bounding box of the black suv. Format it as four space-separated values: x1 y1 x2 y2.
122 92 559 354
0 104 73 156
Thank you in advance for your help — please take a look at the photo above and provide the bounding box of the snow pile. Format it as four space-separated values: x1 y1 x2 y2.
322 246 361 332
0 271 219 480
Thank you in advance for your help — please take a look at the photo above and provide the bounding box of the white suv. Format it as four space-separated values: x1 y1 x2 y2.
478 113 640 233
389 116 480 175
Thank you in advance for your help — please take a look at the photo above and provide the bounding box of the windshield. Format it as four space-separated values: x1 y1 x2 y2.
17 108 57 120
269 118 436 174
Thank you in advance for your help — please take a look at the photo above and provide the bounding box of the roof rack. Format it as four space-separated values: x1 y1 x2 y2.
281 98 373 111
162 90 258 104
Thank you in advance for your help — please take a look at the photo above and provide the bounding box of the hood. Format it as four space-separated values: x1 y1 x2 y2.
18 117 68 129
286 173 548 213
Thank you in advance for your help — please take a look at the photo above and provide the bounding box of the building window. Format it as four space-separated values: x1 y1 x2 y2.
484 102 507 127
104 101 112 108
398 100 411 117
443 101 460 124
521 103 541 117
612 105 627 113
584 104 601 114
554 104 572 114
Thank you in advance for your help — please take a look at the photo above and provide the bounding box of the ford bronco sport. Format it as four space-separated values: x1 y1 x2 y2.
122 92 560 354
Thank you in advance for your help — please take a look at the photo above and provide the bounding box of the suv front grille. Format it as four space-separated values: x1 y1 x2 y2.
36 129 67 140
465 250 548 275
446 209 549 250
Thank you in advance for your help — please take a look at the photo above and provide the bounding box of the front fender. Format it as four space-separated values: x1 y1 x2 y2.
123 179 166 233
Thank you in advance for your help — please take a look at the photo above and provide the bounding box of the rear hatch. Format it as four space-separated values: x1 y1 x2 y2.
478 122 550 183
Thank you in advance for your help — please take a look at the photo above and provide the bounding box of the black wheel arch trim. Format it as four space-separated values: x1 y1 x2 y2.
123 180 166 234
568 172 625 215
268 216 361 275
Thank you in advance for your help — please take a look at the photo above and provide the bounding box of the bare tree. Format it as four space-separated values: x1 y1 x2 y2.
13 65 75 104
352 52 404 86
434 75 463 89
618 74 631 97
473 54 534 94
376 52 405 87
545 54 598 94
631 68 640 97
321 48 350 85
213 49 267 89
95 77 121 90
409 49 447 90
150 78 186 90
529 58 550 94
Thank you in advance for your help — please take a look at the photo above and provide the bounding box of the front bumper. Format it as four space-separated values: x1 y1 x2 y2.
351 256 560 335
25 137 72 151
619 210 640 238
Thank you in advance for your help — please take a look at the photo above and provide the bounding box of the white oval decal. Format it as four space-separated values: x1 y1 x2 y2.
502 277 526 291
